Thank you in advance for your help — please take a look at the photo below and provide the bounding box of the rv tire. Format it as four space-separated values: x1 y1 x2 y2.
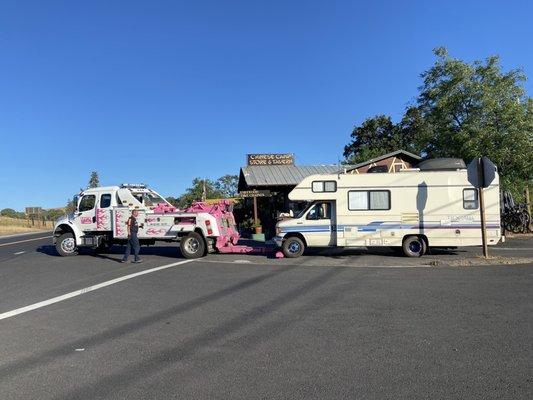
282 236 305 258
402 236 426 257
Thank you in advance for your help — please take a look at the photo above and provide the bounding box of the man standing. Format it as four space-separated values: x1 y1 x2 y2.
121 209 143 263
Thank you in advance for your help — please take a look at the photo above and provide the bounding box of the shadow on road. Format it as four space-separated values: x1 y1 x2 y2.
55 266 344 400
0 263 301 381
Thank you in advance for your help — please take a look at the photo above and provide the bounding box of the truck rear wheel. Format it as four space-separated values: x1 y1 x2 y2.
282 236 305 258
56 233 78 256
180 232 206 259
402 236 426 257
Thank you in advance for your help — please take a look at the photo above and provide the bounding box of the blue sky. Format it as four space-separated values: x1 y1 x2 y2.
1 0 532 210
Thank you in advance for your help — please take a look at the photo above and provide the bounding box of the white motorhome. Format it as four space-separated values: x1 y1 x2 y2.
274 165 501 257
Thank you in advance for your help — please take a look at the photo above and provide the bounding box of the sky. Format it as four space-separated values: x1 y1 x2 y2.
1 0 532 210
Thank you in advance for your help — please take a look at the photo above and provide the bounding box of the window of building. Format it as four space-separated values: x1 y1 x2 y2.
100 194 112 208
312 180 337 193
79 195 96 212
348 190 390 211
463 189 478 209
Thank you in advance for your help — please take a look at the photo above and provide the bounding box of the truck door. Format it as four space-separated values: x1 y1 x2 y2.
76 194 97 232
303 201 337 246
96 193 113 231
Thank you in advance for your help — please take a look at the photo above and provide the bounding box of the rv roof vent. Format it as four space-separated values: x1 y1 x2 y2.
367 165 388 173
417 158 466 171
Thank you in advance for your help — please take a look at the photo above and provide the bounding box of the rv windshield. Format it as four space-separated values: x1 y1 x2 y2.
296 202 314 219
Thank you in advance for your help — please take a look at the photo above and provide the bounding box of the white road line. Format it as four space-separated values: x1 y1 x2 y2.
13 251 26 255
492 248 533 251
0 259 194 321
0 236 52 247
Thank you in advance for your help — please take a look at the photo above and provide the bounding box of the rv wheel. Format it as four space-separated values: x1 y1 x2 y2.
56 233 78 257
180 232 206 259
402 236 426 257
282 236 305 258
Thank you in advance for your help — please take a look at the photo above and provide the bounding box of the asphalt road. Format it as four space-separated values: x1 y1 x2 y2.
0 233 531 399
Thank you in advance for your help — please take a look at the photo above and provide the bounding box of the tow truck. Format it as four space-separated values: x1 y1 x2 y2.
53 184 245 259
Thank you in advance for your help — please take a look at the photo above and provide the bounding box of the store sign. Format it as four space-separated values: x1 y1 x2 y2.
239 190 271 198
247 153 294 166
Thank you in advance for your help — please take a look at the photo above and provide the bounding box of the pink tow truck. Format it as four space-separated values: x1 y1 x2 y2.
53 184 259 259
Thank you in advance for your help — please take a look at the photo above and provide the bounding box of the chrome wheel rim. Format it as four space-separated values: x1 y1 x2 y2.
61 237 76 253
288 241 301 254
185 238 200 254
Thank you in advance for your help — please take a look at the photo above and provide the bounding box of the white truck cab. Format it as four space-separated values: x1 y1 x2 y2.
54 184 238 259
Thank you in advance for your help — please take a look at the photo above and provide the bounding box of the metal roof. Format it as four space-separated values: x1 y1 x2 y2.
239 165 342 189
344 150 422 171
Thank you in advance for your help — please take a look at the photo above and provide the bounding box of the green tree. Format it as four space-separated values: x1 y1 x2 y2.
214 175 239 198
0 208 24 219
65 198 77 214
416 47 533 197
173 178 225 208
343 114 426 164
88 171 100 188
43 208 65 221
343 47 533 198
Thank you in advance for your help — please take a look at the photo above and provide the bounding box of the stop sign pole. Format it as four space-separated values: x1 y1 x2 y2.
476 158 489 258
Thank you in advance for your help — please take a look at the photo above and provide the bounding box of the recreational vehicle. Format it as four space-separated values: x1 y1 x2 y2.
274 166 501 257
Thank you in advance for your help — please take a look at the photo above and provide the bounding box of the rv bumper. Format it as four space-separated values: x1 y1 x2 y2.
273 235 284 248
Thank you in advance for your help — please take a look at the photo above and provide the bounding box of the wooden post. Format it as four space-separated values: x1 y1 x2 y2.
253 196 258 226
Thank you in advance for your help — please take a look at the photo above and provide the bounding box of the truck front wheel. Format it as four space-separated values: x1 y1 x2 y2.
180 232 206 259
282 236 305 258
56 233 78 256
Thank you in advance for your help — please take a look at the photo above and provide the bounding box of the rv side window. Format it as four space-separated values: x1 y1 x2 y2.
312 180 337 193
463 189 478 209
348 190 390 211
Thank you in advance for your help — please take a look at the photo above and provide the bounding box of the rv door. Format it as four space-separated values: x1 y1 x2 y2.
303 201 337 246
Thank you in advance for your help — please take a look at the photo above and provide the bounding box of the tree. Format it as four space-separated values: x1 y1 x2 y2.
343 47 533 198
168 175 238 209
343 114 426 164
172 178 225 209
416 47 533 197
214 175 239 198
65 198 77 214
0 208 24 219
88 171 100 188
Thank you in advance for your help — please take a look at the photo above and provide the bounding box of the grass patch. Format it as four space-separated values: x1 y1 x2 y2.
0 216 54 236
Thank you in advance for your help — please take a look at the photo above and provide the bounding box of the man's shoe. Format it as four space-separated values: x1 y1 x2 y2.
133 259 143 263
120 260 128 263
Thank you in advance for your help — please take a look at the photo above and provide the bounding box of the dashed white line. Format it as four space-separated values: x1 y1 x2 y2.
13 251 26 255
0 236 52 247
0 259 194 321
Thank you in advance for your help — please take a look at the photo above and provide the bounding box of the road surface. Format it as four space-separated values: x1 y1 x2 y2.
0 232 531 399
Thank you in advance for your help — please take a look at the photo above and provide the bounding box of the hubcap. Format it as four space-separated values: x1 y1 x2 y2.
185 238 200 253
61 237 76 253
288 241 301 254
409 241 422 254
